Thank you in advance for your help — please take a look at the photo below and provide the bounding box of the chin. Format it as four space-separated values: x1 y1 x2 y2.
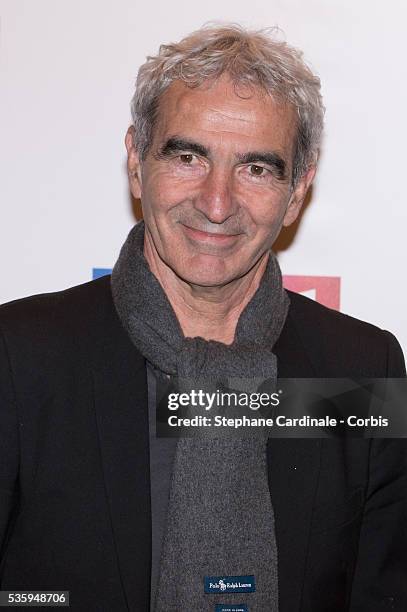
171 257 237 288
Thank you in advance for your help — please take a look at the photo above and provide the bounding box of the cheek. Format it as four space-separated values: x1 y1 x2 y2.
141 169 192 215
240 188 289 233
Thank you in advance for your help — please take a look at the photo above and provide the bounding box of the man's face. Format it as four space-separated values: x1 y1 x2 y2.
126 75 315 287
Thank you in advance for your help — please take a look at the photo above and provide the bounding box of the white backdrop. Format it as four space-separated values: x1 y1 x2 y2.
1 0 406 356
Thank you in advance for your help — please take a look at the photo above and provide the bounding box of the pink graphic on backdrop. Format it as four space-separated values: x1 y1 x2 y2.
283 275 341 310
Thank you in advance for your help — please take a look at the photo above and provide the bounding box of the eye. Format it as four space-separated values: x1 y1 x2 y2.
173 152 206 176
179 153 194 164
238 163 275 185
249 164 266 176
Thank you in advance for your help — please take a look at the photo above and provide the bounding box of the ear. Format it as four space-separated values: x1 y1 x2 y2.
125 126 142 199
282 165 317 227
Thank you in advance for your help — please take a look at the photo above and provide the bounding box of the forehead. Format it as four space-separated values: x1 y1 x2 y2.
153 75 298 158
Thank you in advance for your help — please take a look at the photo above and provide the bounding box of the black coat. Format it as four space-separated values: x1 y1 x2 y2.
0 275 406 611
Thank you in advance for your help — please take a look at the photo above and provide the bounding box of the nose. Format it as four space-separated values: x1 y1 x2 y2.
194 165 237 224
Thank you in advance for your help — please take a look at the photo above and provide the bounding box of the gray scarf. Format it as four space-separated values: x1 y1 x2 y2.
111 221 289 611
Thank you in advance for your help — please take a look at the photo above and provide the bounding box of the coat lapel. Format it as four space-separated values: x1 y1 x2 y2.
92 312 151 611
268 307 322 612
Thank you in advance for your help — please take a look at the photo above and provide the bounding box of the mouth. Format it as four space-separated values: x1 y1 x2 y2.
180 223 242 246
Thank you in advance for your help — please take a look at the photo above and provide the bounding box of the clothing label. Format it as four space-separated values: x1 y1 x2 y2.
204 575 255 594
215 605 248 612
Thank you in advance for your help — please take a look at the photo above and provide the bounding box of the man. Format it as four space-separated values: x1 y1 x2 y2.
0 24 406 612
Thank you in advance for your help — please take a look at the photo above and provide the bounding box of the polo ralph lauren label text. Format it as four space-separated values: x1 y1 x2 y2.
215 605 248 612
204 576 255 594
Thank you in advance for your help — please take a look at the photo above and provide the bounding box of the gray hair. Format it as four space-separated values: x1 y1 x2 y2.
131 23 324 184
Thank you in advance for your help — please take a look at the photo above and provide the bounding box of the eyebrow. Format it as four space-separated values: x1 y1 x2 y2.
156 137 209 159
156 136 288 180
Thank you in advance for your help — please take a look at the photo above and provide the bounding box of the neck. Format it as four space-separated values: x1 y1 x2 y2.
144 237 270 345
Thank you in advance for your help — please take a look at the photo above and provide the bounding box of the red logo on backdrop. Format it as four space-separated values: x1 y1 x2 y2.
283 276 341 311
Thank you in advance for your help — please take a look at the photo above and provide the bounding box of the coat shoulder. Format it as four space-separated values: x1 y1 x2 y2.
0 276 117 367
0 275 113 333
285 290 405 377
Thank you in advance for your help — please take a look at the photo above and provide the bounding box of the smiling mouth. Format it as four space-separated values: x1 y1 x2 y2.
180 223 242 245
